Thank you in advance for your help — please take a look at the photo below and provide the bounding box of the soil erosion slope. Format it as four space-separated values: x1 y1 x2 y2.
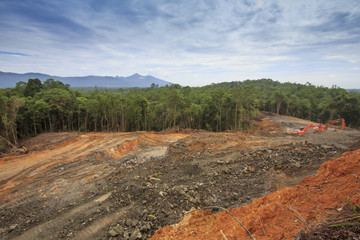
0 113 359 239
150 149 360 240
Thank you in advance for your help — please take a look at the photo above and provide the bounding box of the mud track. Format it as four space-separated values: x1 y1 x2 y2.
0 113 359 239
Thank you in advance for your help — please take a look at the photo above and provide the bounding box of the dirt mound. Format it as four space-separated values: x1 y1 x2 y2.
150 149 360 240
252 117 281 134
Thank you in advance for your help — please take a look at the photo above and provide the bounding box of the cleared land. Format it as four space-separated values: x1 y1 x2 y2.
1 112 359 239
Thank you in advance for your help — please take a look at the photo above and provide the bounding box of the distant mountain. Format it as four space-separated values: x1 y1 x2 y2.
347 89 360 93
0 71 172 88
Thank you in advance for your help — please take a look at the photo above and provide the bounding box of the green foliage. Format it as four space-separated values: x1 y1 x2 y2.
24 78 42 97
328 201 360 227
0 78 359 146
350 200 359 216
43 78 70 90
0 137 7 153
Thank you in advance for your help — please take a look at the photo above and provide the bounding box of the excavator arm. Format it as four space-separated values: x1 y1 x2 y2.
324 118 345 130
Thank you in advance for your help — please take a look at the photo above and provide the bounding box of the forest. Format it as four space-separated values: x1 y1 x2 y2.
1 78 360 151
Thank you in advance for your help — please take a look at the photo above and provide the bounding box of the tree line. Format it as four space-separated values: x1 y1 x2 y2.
0 78 359 150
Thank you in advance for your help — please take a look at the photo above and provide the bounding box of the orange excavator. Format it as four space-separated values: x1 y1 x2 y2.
291 118 345 134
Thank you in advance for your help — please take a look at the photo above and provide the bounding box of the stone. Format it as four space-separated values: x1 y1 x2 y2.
131 219 138 227
109 228 118 237
140 222 151 232
130 228 142 240
125 219 132 227
123 231 131 239
9 224 17 231
223 168 231 174
113 225 123 234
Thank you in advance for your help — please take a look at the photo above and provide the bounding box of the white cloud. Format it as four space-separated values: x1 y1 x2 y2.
256 0 264 8
266 56 299 62
0 0 360 88
325 55 357 63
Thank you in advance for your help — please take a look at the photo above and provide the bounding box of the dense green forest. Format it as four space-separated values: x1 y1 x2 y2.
1 78 360 150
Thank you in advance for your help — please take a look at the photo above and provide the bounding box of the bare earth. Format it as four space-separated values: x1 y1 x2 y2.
1 112 359 240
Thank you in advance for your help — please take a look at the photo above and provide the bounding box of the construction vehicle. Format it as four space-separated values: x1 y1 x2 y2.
291 118 345 134
291 124 318 134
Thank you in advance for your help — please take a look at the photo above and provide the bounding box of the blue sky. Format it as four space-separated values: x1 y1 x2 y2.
0 0 360 88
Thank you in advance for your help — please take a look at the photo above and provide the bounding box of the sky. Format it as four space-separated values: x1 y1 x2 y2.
0 0 360 88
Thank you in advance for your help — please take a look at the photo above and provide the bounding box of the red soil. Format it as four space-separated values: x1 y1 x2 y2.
150 149 360 240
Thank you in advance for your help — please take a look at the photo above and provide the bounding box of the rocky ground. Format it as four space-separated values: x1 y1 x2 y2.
150 149 360 240
0 112 359 240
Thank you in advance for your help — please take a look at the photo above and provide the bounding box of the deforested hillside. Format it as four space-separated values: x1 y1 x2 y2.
1 78 359 154
0 113 359 239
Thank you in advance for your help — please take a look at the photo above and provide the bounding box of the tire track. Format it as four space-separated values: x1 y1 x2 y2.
74 204 134 240
13 192 113 240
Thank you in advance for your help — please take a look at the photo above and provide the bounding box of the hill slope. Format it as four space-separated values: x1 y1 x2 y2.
150 149 360 240
0 114 359 239
0 71 171 88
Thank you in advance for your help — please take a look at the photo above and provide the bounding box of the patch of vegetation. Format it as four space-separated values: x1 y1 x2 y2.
0 137 8 153
298 201 360 239
1 78 360 146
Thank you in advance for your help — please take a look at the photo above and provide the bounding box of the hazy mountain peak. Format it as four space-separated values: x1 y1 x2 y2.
0 71 172 88
130 73 141 77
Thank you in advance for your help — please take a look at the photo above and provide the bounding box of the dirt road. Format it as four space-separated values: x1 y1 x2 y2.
0 113 359 239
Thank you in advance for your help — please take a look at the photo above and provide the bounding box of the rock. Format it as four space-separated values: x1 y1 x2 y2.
140 222 151 232
130 228 142 240
126 219 132 227
123 230 131 239
131 219 138 227
109 228 118 237
113 224 123 234
321 145 333 150
158 212 165 219
9 224 17 231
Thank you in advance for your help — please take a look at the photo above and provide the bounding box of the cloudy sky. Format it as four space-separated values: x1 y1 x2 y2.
1 0 360 88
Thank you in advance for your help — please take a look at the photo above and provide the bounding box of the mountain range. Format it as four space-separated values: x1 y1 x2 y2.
0 71 172 88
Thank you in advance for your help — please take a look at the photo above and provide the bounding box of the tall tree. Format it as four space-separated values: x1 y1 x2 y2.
24 78 42 97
